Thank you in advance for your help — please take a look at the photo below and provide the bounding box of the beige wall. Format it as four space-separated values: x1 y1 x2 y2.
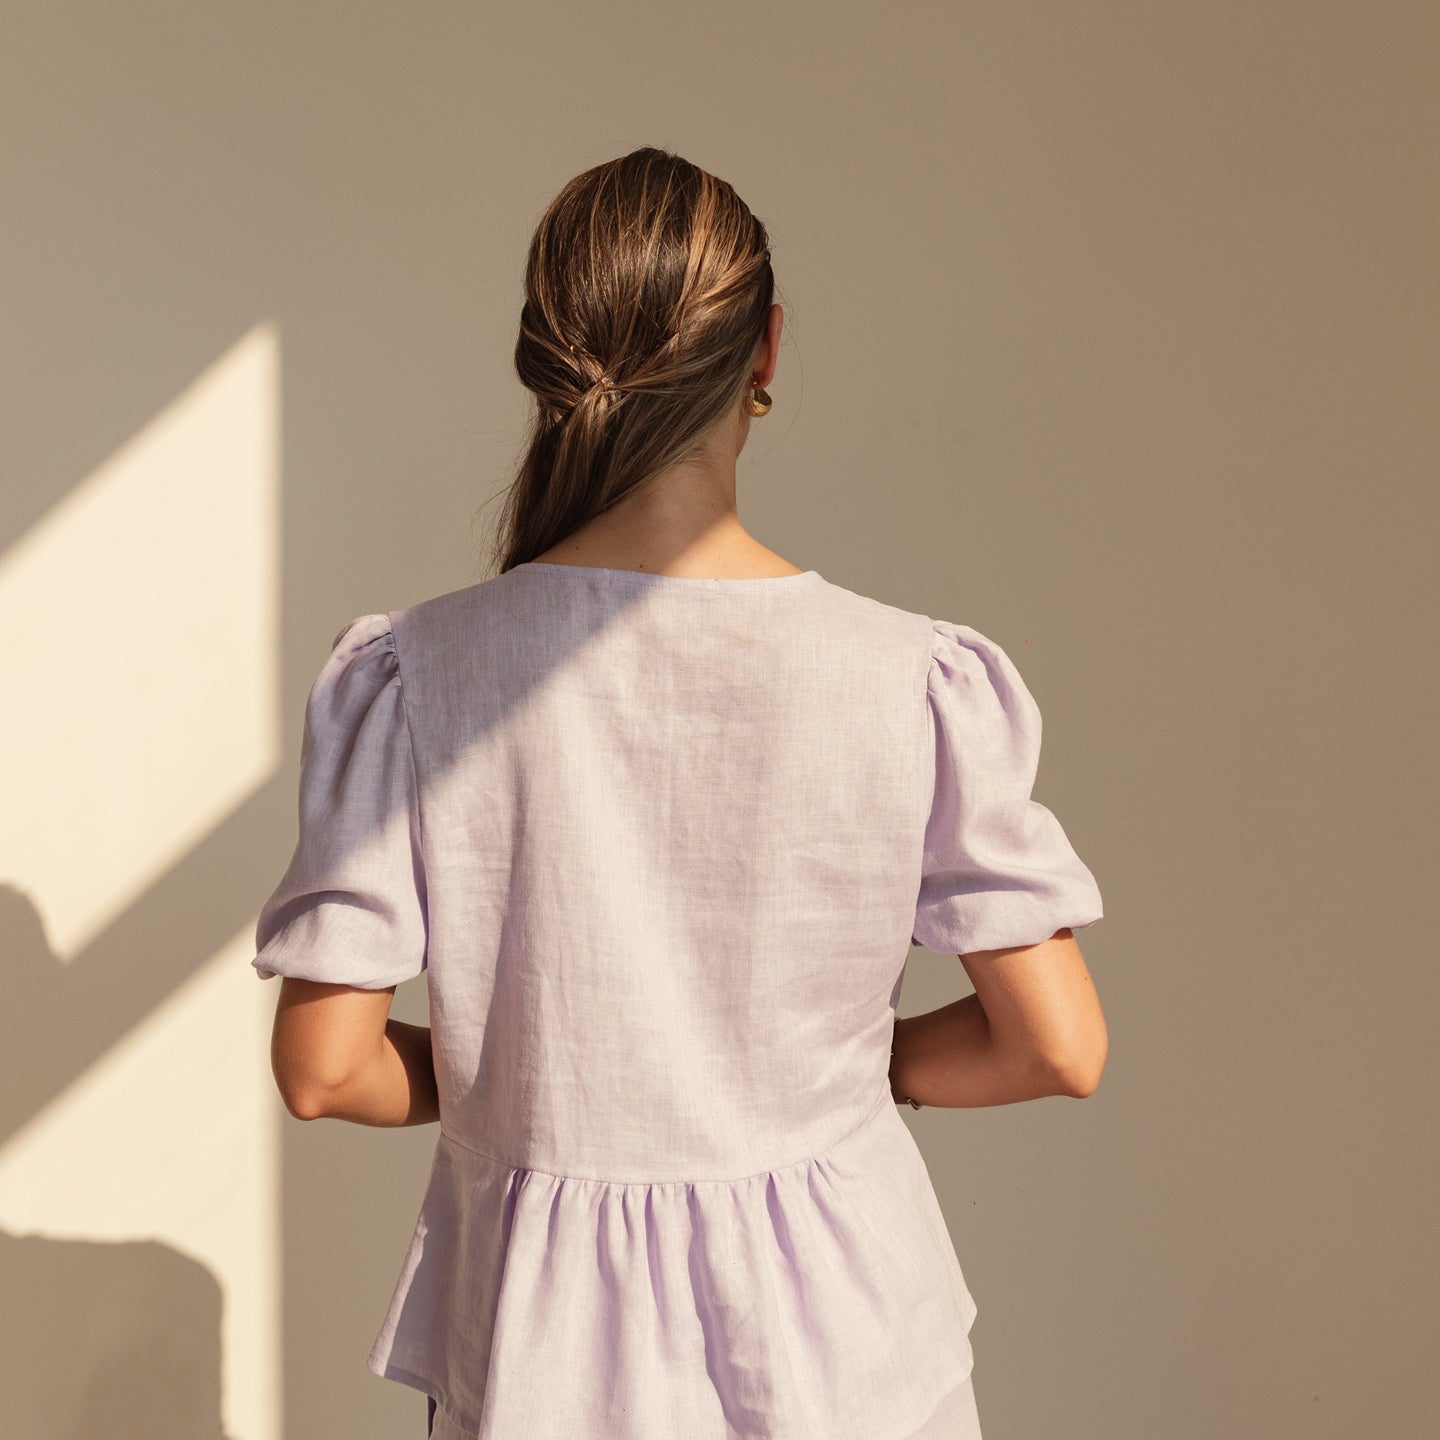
2 3 1435 1436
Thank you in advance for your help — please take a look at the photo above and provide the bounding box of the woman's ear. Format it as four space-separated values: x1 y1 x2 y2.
756 303 784 389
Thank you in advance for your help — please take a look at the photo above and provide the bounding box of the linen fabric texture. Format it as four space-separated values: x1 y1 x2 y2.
252 562 1104 1440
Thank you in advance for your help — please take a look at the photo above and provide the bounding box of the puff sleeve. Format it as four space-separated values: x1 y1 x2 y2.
912 619 1104 955
252 613 429 988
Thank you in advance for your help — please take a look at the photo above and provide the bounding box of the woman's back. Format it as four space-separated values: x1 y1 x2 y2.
253 559 1103 1439
402 560 933 1175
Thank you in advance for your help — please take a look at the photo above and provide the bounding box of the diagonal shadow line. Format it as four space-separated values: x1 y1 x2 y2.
2 777 300 1146
1 572 671 1148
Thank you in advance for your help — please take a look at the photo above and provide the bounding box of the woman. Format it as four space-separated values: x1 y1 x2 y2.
253 146 1107 1440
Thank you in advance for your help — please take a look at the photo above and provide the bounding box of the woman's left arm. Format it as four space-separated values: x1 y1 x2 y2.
272 978 439 1126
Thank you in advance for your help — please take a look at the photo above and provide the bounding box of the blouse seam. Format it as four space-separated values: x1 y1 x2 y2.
437 1080 894 1187
914 616 942 933
384 612 430 934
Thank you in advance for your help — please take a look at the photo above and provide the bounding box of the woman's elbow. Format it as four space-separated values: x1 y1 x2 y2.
272 1042 352 1119
1051 1032 1108 1098
275 1072 332 1120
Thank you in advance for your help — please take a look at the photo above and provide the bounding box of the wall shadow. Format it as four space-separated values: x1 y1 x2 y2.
0 1229 231 1439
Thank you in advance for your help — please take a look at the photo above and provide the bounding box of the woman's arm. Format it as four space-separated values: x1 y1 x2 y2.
890 995 1065 1107
289 1017 440 1127
890 929 1107 1107
270 978 439 1126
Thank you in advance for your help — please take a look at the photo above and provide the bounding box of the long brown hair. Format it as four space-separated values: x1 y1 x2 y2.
484 147 776 576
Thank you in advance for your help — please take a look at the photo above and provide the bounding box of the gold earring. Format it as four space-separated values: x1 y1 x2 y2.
746 380 772 417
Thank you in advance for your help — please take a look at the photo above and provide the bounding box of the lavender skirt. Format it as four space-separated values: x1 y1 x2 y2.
424 1375 980 1438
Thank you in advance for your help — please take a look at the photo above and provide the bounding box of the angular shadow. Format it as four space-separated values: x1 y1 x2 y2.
0 1228 232 1439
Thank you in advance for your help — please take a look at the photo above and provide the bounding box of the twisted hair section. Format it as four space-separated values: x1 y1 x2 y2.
485 146 776 573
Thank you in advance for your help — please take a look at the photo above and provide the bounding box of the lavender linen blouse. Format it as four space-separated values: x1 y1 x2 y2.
251 561 1104 1440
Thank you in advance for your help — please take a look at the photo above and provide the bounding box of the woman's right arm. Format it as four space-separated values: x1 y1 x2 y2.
890 928 1107 1107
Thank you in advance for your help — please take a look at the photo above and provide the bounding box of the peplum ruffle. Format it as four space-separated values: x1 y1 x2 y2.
368 1084 978 1440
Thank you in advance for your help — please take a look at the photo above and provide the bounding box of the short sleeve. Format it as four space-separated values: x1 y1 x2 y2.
252 613 429 988
911 619 1104 955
